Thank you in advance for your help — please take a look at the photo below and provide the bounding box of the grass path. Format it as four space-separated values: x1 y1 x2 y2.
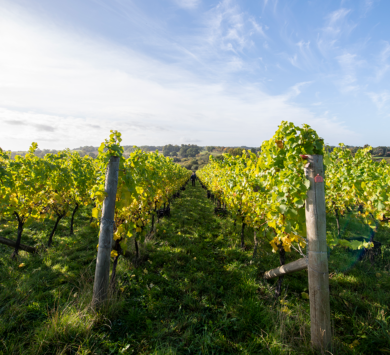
114 181 276 354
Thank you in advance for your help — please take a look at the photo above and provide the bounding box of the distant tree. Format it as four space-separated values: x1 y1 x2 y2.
163 144 180 157
178 145 201 157
206 146 214 152
186 147 200 157
199 155 209 163
380 147 387 157
225 147 243 156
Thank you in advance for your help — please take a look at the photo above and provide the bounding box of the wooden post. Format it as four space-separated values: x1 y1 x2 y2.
304 155 331 350
263 258 307 279
0 236 37 254
92 156 119 307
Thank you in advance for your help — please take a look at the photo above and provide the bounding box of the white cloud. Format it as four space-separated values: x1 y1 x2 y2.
0 2 357 150
296 40 314 69
324 8 351 35
374 42 390 81
204 0 265 55
288 54 298 68
249 17 267 38
363 0 374 15
317 8 356 56
287 81 313 99
336 53 364 93
367 91 390 110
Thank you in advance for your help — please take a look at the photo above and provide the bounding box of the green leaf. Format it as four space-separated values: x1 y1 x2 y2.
119 240 128 254
349 240 363 250
304 179 311 189
377 201 385 211
279 204 287 214
294 199 304 208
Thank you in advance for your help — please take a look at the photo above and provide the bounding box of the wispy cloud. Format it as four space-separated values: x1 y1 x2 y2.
204 0 266 55
288 40 314 70
288 53 298 68
374 41 390 81
336 53 364 93
317 8 356 56
367 91 390 110
286 81 313 99
362 0 374 15
296 40 313 68
323 8 352 36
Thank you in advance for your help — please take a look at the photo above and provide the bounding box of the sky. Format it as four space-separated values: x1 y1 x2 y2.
0 0 389 150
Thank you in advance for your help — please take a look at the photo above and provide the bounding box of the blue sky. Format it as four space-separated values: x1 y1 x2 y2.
0 0 389 150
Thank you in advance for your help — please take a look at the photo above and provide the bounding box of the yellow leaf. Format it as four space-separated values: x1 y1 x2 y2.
95 191 107 203
136 186 144 194
19 263 25 268
351 340 359 347
275 140 284 149
268 220 277 229
111 250 118 258
92 208 99 219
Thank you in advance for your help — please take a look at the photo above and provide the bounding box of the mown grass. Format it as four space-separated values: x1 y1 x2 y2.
0 182 390 354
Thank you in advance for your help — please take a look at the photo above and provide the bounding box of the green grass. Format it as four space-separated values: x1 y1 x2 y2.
1 184 390 354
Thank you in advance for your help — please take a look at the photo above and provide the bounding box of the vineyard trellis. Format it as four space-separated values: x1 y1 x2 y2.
1 123 390 351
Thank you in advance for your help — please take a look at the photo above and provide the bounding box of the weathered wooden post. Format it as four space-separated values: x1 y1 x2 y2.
263 258 307 279
92 156 119 307
304 155 331 350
